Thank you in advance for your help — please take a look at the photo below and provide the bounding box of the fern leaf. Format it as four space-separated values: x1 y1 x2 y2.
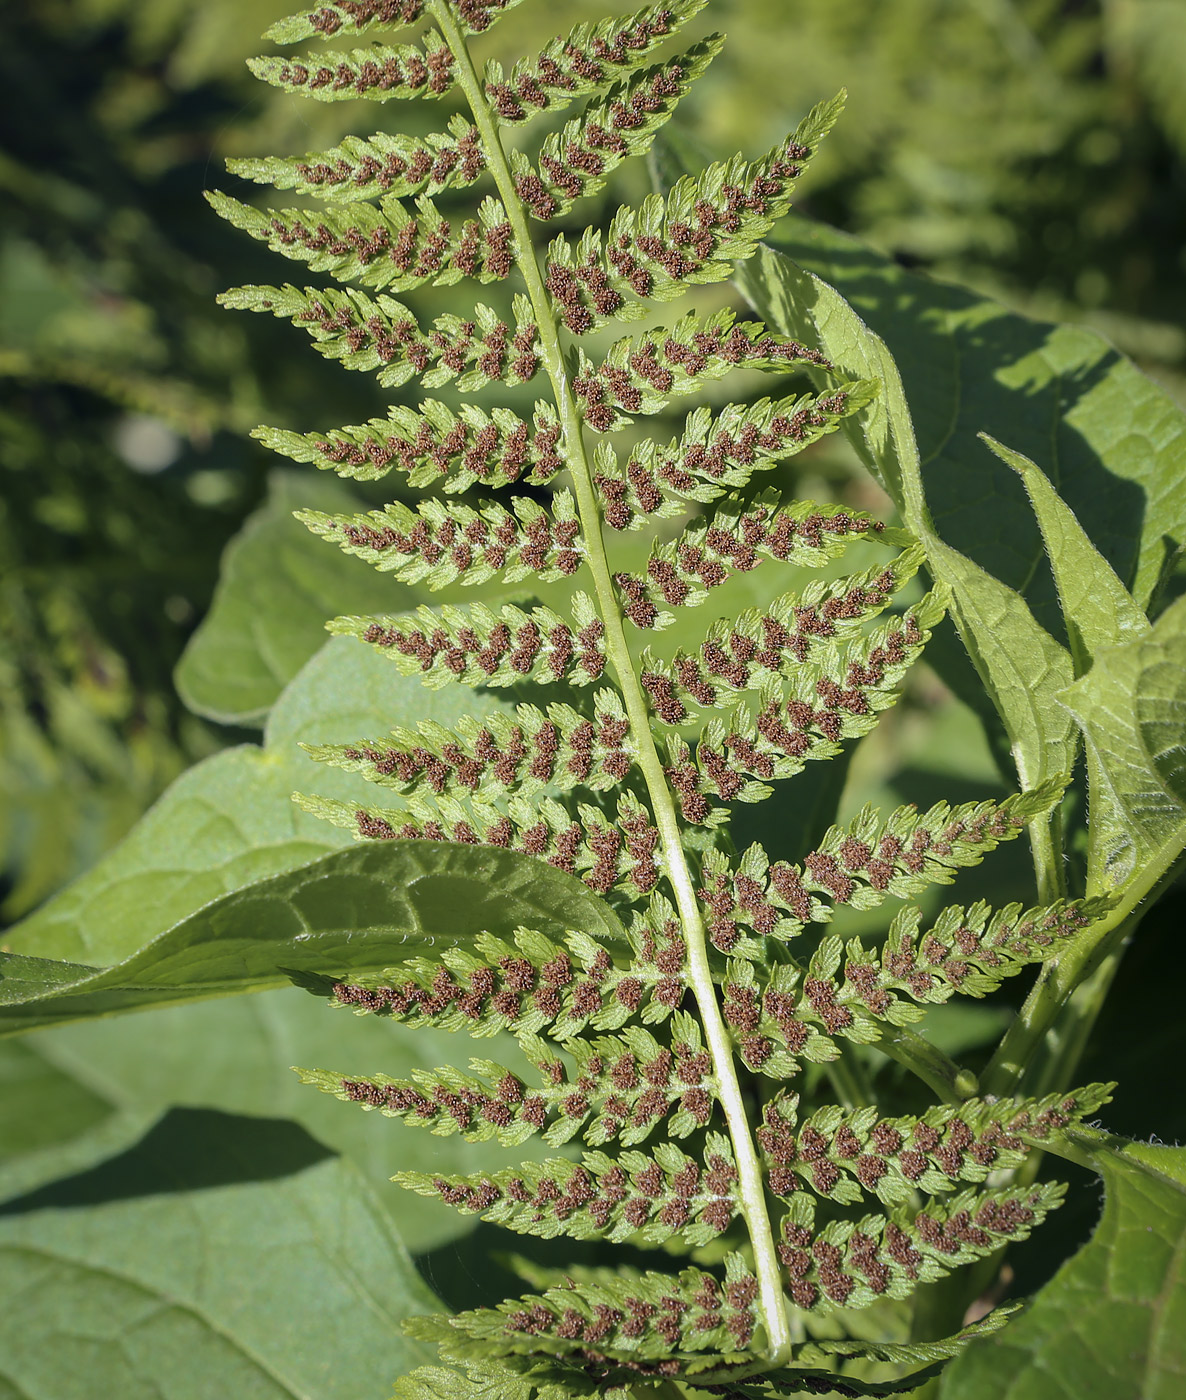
757 1085 1113 1205
301 1014 716 1148
573 311 833 431
265 0 529 44
594 386 878 526
393 1132 738 1246
774 1184 1064 1314
303 688 629 802
485 2 704 125
207 190 515 293
257 399 564 487
613 498 905 632
324 914 684 1040
410 1253 765 1366
218 284 542 390
512 39 723 223
330 596 606 689
225 119 486 202
545 93 845 331
297 490 582 587
248 31 457 103
300 789 665 900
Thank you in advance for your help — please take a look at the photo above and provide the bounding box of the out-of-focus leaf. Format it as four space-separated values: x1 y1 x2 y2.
941 1136 1186 1399
0 838 624 1035
0 1108 441 1399
1058 594 1186 890
176 471 419 726
5 636 519 966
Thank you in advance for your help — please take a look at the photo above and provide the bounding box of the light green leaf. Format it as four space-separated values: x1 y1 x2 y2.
980 433 1149 676
1058 593 1186 891
941 1136 1186 1400
1 991 541 1252
0 1108 441 1399
5 635 519 967
736 242 1077 797
176 470 421 726
0 837 624 1035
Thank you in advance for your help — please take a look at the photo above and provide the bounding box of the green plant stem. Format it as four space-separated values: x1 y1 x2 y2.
879 1025 978 1105
430 0 791 1366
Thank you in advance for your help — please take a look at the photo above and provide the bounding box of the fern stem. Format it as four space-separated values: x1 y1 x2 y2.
428 0 792 1365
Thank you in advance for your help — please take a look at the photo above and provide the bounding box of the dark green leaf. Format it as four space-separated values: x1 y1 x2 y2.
0 1108 441 1399
941 1137 1186 1400
0 837 624 1035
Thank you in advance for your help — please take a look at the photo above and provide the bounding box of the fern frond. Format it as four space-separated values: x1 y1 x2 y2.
226 118 485 202
258 399 563 487
304 688 629 802
218 284 542 390
774 1183 1064 1314
326 917 686 1040
221 6 1123 1389
331 595 605 688
301 788 665 899
512 40 723 223
248 31 458 103
650 598 945 826
411 1253 765 1366
265 0 529 44
297 489 582 587
485 3 704 125
208 191 515 293
572 310 832 431
614 499 904 636
757 1085 1113 1205
546 93 844 332
393 1133 738 1245
302 1013 717 1148
594 387 877 527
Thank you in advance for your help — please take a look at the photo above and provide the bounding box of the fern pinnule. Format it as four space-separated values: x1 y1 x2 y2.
216 2 1115 1393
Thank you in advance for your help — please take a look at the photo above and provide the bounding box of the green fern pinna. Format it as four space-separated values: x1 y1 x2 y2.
212 2 1109 1393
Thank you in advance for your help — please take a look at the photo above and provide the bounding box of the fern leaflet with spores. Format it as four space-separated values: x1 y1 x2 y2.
215 2 1113 1394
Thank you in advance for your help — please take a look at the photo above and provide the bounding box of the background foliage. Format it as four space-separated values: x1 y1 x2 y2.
2 1 1185 1396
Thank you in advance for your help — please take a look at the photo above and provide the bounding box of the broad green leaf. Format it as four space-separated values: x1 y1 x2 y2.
0 837 624 1035
6 635 519 966
736 243 1077 796
941 1136 1186 1400
176 470 420 725
1058 593 1186 891
980 433 1150 675
1 991 541 1252
761 215 1186 620
0 1108 441 1399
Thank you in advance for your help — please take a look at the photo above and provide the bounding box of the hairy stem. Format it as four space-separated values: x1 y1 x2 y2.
430 1 791 1364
